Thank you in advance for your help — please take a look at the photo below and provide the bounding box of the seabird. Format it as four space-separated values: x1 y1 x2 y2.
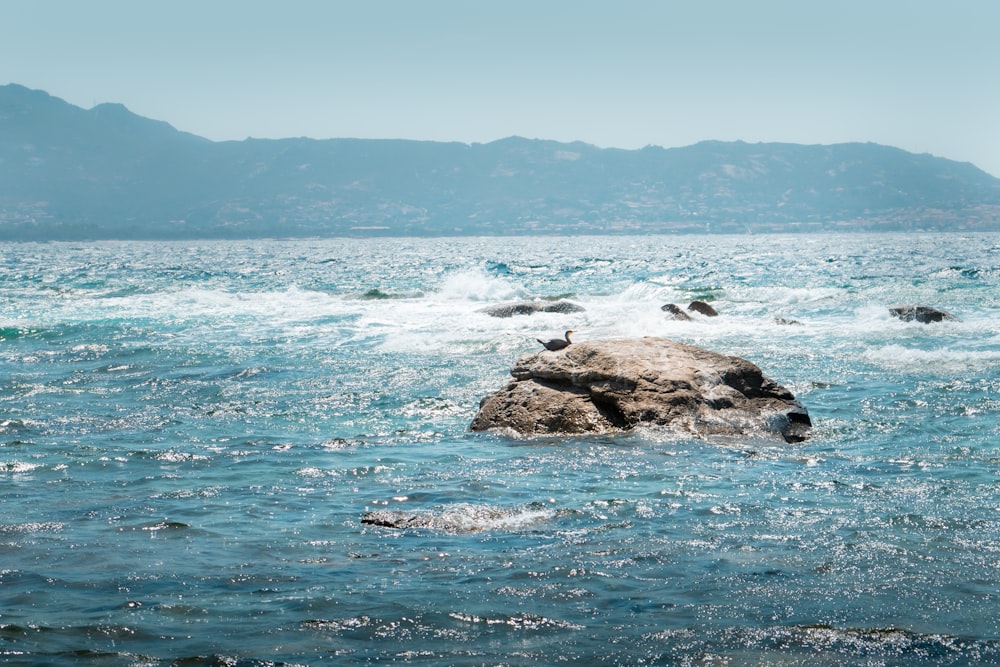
537 330 574 351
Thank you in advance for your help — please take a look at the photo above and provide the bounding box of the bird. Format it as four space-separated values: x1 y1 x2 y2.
537 330 574 351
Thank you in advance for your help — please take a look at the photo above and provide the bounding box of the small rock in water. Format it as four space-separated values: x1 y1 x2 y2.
479 300 585 318
687 300 719 317
889 305 959 323
661 304 692 321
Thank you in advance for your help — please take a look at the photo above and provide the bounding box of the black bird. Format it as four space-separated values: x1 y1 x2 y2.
537 330 574 351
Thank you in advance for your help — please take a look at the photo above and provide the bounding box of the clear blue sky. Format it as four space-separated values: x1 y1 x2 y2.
4 0 999 176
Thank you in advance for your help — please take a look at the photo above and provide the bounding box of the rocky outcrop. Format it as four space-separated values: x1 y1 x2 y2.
688 300 719 317
889 305 959 323
661 301 719 319
471 337 811 443
479 300 585 318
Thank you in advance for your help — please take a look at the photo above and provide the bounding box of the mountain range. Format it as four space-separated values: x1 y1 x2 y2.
2 83 999 240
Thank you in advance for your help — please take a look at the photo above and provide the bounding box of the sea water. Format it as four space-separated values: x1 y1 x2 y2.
1 233 999 665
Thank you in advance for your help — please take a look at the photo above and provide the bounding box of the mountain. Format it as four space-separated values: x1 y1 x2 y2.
2 83 999 240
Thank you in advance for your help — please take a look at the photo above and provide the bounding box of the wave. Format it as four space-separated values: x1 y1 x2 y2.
644 624 1000 665
361 502 556 533
434 268 529 303
863 343 1000 373
0 461 43 474
8 249 996 358
0 521 64 533
447 611 584 630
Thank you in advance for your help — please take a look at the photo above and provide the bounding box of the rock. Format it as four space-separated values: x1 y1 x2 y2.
688 300 719 317
473 379 617 434
661 303 692 320
482 302 537 317
471 337 811 443
480 300 585 318
889 305 959 323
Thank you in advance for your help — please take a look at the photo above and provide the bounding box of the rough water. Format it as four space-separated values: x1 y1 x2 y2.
1 233 999 665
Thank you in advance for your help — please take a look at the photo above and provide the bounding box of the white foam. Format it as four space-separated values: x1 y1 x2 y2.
434 268 528 303
1 461 43 473
863 344 1000 372
364 503 556 533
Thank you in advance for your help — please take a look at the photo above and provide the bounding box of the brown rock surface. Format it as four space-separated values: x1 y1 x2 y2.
471 337 811 442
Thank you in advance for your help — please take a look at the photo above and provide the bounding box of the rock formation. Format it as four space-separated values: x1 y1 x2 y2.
479 300 585 318
662 301 720 319
471 337 811 443
688 300 719 317
889 305 959 323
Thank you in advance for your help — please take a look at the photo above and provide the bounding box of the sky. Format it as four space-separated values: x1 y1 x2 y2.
3 0 999 176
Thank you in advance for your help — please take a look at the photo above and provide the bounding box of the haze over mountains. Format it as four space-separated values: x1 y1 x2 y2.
2 83 999 240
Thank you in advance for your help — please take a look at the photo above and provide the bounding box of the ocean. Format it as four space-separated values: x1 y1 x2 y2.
1 233 999 665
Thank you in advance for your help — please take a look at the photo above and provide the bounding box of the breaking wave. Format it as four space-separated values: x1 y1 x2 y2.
362 503 557 533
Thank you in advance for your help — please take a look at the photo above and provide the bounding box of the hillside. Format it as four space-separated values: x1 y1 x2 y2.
2 83 999 239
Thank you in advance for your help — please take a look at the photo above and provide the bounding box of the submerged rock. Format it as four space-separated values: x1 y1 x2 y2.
889 305 959 323
661 303 692 320
471 337 811 443
480 300 585 318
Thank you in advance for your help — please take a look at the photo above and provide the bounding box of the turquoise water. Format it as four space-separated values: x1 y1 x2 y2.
2 234 999 665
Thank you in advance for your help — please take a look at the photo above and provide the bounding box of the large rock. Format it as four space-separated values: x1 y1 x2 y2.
471 337 811 443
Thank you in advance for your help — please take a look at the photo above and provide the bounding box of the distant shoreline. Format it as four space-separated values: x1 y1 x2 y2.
3 84 1000 241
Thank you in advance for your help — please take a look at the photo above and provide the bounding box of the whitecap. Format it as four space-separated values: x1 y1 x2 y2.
361 503 556 533
1 461 42 473
862 344 1000 373
155 450 209 463
0 521 64 533
434 268 527 303
447 611 584 630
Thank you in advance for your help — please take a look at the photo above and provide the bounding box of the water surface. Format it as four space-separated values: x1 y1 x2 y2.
2 234 999 665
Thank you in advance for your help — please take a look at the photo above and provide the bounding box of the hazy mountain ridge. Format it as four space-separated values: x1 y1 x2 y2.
2 83 999 239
